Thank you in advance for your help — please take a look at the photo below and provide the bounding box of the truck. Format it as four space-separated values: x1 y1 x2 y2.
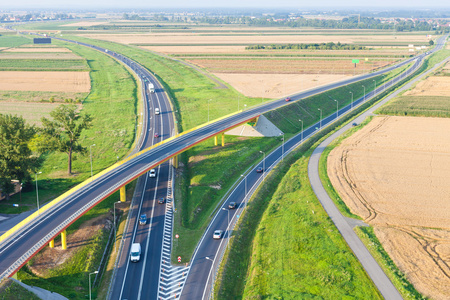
148 83 155 94
130 243 141 262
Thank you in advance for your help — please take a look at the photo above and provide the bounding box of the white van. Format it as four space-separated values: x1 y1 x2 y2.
155 108 160 115
130 243 141 262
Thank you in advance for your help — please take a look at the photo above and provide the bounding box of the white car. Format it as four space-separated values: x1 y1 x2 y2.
155 108 160 115
149 169 156 177
213 230 224 239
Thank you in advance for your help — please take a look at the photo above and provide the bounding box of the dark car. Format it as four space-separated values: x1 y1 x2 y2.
228 202 236 209
352 122 358 127
158 198 165 204
139 214 147 225
285 97 291 102
256 167 264 173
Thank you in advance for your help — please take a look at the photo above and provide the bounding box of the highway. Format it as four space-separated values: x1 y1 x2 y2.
0 31 445 300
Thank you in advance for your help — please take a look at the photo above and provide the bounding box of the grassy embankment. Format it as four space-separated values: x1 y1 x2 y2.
0 35 32 48
216 59 425 298
0 278 40 300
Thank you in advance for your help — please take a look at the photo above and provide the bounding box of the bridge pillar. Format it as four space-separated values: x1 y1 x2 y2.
61 230 67 250
221 133 225 147
214 135 218 146
120 186 126 202
173 155 178 168
49 239 54 248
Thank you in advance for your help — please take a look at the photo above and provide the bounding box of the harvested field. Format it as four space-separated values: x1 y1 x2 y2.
214 73 351 98
188 58 392 75
61 21 108 27
140 45 248 54
0 52 82 59
82 33 429 46
3 47 72 52
328 116 450 300
0 101 63 125
404 76 450 97
0 71 90 92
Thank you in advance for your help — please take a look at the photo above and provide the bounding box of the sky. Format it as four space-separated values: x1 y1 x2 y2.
3 0 450 9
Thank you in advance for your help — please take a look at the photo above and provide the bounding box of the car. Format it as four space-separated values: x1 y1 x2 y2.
154 133 159 138
285 97 291 102
149 169 156 178
155 108 160 115
352 122 358 127
228 202 236 209
158 198 165 204
256 167 264 173
213 230 224 239
139 214 147 225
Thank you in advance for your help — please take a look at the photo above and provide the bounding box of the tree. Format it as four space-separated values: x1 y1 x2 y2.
429 40 434 45
39 104 93 175
0 114 40 199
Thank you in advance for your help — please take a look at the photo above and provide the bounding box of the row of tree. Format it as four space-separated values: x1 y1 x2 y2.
246 42 366 50
0 105 92 199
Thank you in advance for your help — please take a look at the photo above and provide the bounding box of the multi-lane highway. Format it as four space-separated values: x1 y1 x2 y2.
0 30 445 300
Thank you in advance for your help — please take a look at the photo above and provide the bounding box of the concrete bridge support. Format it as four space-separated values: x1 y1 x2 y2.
61 230 67 250
120 186 126 202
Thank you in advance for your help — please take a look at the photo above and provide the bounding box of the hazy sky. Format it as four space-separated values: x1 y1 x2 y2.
3 0 450 9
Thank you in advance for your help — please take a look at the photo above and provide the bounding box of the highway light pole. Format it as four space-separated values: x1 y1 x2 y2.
279 132 285 161
241 174 247 208
35 171 42 215
318 108 322 130
89 271 98 300
208 99 212 122
334 99 339 118
205 257 215 300
222 207 230 251
349 91 353 110
362 85 366 102
259 151 266 181
90 144 96 178
373 79 376 95
299 119 303 142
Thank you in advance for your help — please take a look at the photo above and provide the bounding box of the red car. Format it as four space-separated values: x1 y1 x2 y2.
154 133 159 138
285 97 291 102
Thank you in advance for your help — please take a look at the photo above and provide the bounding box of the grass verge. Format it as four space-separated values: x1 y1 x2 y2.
0 278 40 300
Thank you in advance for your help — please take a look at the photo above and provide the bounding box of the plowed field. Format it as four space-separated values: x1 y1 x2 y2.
328 116 450 300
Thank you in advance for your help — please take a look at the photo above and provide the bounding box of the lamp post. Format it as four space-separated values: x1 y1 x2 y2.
362 85 366 102
349 91 353 110
113 201 121 253
208 99 212 122
334 99 339 118
222 207 230 251
299 119 303 142
373 79 376 95
259 151 266 181
89 271 99 300
318 108 322 130
90 144 96 178
237 94 240 111
241 174 247 207
243 104 247 111
35 171 42 215
279 133 285 161
205 257 215 300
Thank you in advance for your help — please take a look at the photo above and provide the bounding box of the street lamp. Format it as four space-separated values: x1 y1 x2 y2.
318 108 322 129
89 271 99 300
35 172 42 215
279 132 285 161
90 144 96 178
244 104 247 111
259 151 266 181
334 99 339 118
240 174 247 208
362 85 366 102
373 79 376 95
113 201 121 253
205 257 215 300
208 99 212 122
222 207 230 251
237 94 240 111
349 91 353 110
299 119 303 142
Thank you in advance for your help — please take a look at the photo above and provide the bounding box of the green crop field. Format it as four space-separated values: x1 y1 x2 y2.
0 35 32 48
0 59 88 71
376 95 450 117
0 90 88 103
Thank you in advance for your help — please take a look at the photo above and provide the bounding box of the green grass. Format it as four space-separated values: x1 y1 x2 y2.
0 59 89 71
0 90 88 103
376 95 450 117
0 278 41 300
0 35 32 48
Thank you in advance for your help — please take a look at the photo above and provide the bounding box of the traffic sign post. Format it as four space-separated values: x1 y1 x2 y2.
178 256 181 263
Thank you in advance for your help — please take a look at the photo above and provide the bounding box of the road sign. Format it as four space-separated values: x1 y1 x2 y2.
352 59 360 64
178 256 181 262
175 234 179 239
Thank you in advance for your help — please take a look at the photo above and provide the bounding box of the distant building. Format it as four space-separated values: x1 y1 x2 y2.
33 38 51 44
